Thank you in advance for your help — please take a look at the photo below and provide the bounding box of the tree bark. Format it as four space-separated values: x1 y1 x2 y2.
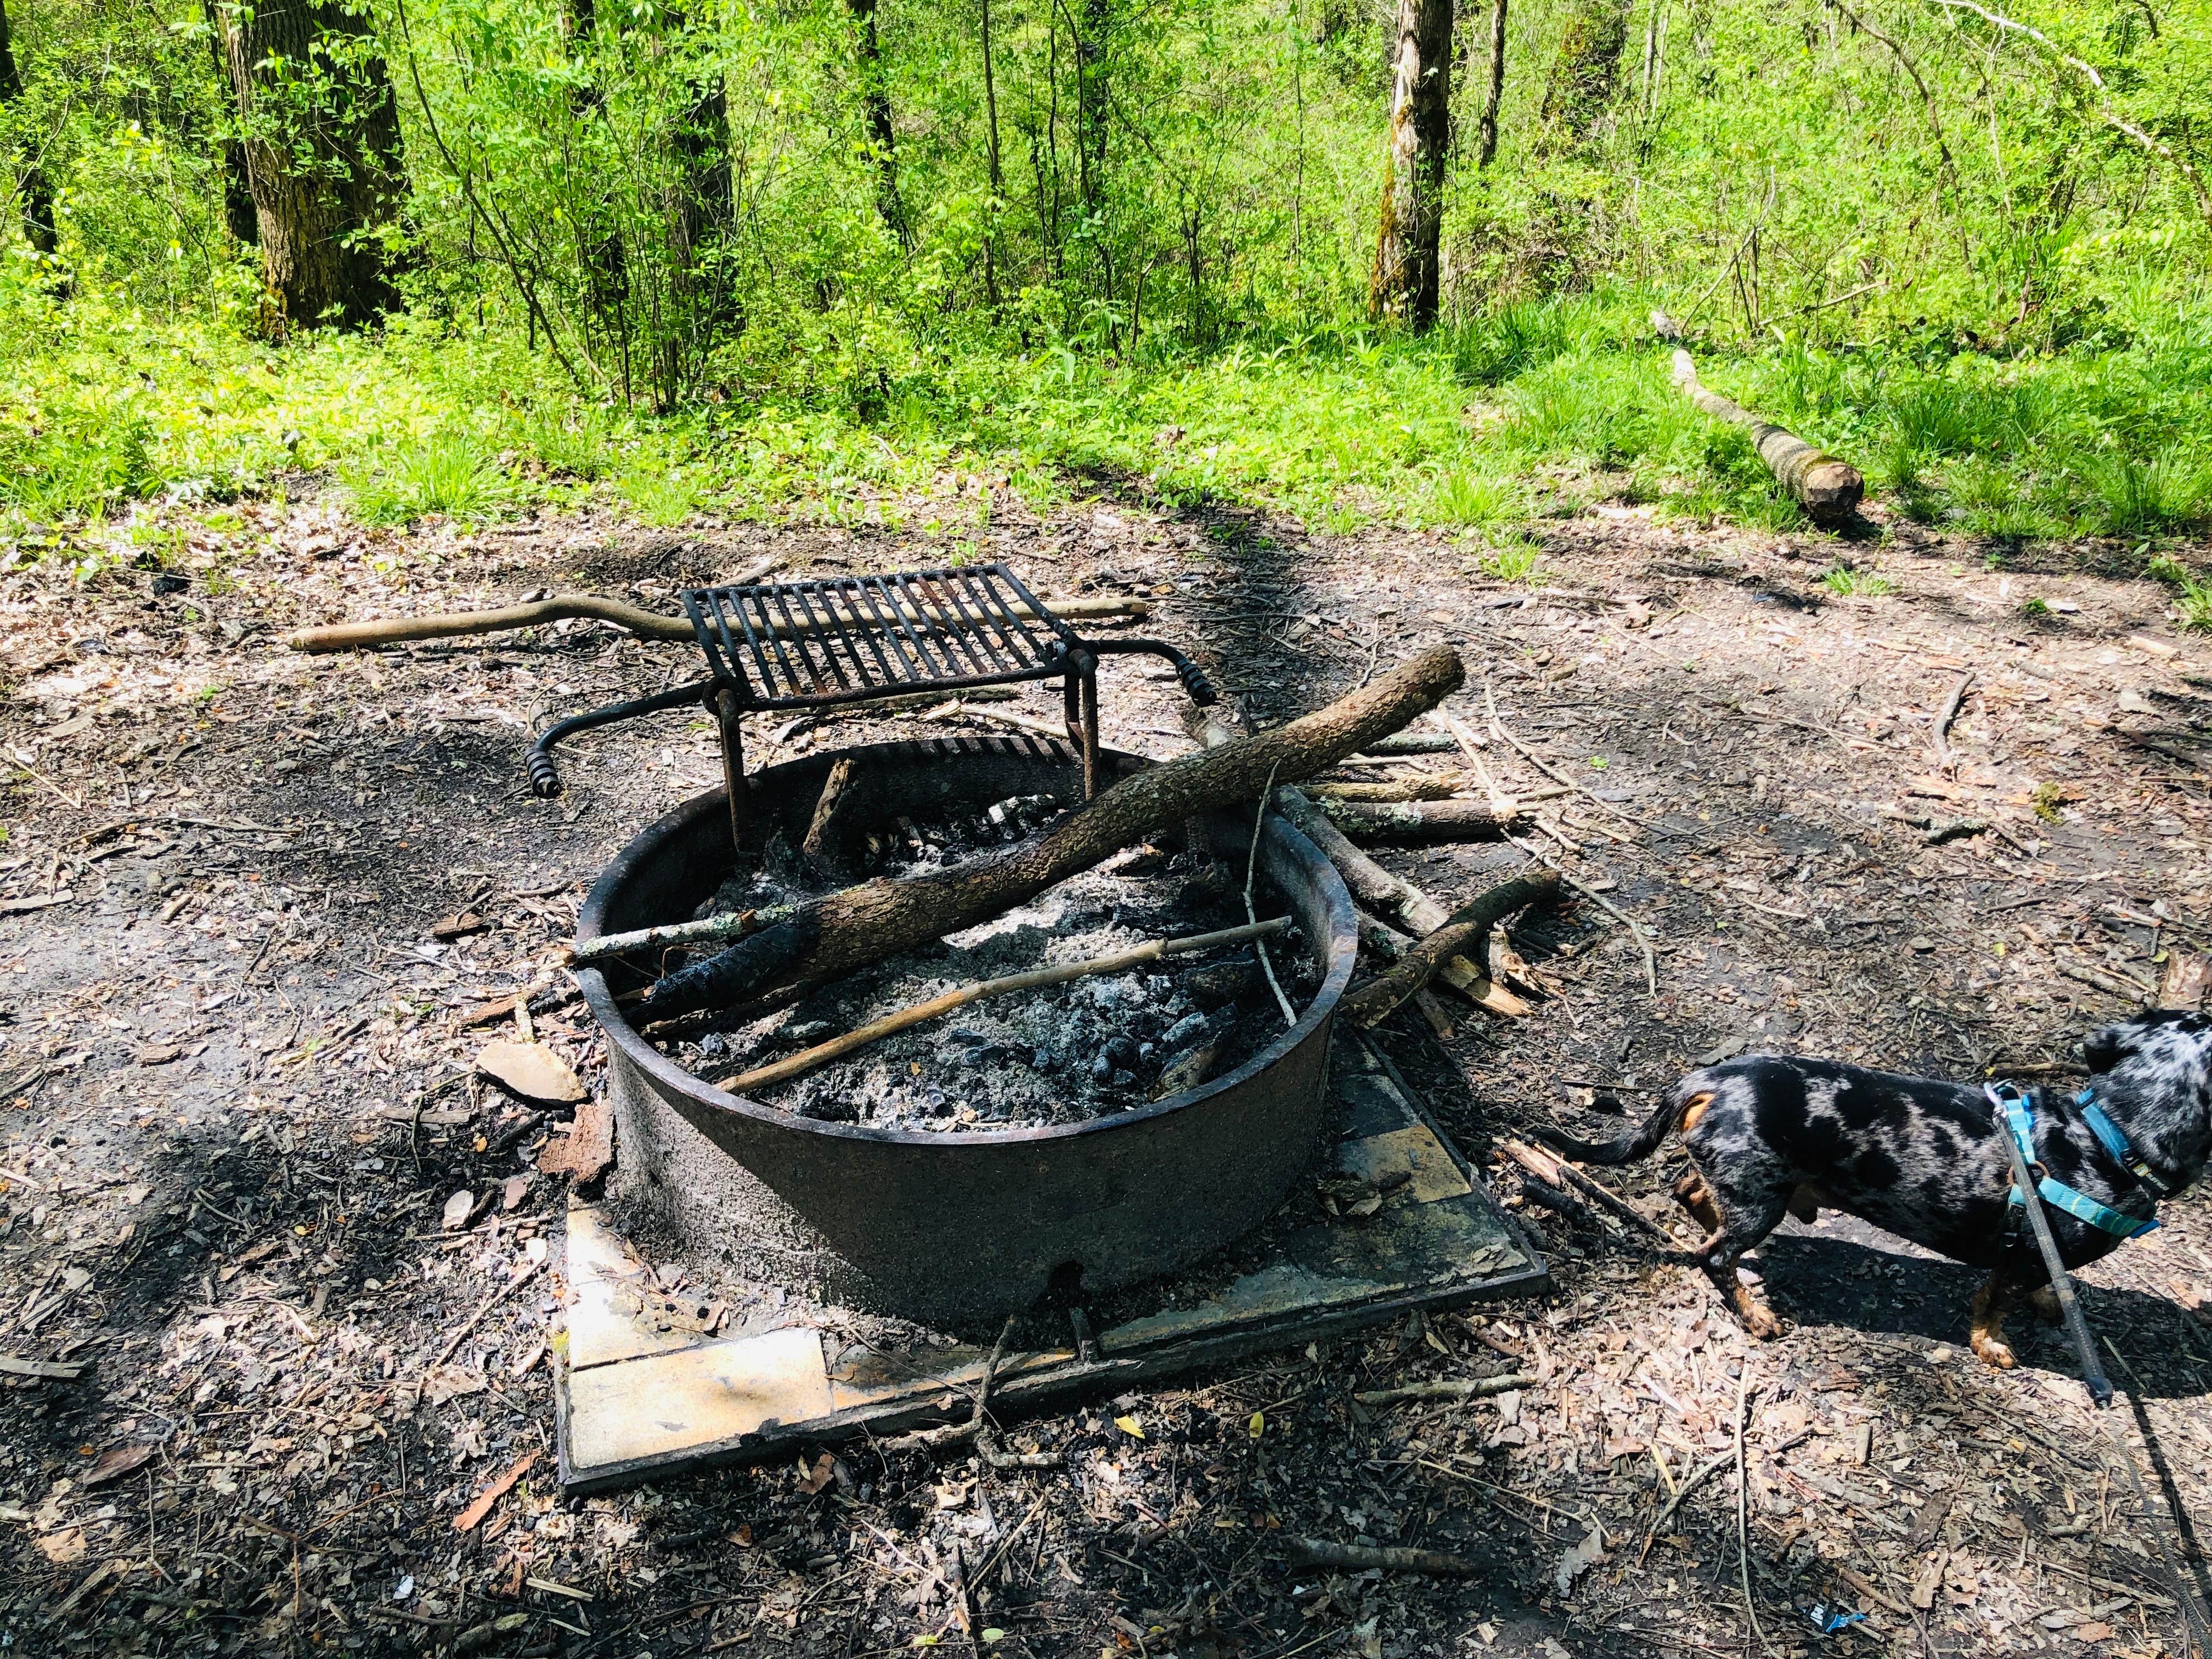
848 0 907 244
1475 0 1507 169
1075 0 1108 219
666 11 737 364
1671 349 1864 522
979 0 1004 307
640 646 1468 1019
0 0 57 259
1536 0 1629 156
1369 0 1452 326
1340 868 1556 1028
1310 795 1517 845
210 0 410 330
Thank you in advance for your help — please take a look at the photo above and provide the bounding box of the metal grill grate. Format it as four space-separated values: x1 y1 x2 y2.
681 562 1079 712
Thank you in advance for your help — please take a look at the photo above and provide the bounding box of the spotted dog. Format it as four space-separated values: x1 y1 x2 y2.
1538 1012 2212 1366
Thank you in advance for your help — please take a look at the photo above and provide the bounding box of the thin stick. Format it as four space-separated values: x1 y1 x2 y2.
1427 709 1515 815
1501 1139 1674 1242
572 903 798 966
1353 1373 1535 1407
1504 831 1658 996
1485 684 1637 828
1931 670 1973 768
1735 1362 1774 1656
428 1260 544 1371
1246 763 1296 1027
1639 1450 1736 1562
285 588 1147 654
720 918 1289 1095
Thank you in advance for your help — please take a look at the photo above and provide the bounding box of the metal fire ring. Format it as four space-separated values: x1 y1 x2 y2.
574 734 1359 1330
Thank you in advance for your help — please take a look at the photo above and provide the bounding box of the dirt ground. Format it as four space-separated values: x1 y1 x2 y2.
3 478 2210 1659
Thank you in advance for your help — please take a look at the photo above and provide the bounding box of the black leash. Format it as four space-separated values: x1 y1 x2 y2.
1995 1094 2210 1657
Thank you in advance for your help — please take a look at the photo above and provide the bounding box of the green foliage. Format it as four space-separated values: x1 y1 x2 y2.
346 431 512 524
1819 565 1895 599
1478 537 1544 583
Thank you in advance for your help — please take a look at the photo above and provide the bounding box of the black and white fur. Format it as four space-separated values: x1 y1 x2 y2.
1538 1012 2212 1365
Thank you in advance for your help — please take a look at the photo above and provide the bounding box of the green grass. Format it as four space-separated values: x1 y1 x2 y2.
1478 537 1544 583
8 278 2212 567
346 431 512 524
1819 564 1896 597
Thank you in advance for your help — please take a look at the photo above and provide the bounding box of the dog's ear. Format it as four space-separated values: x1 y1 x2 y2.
2081 1021 2138 1074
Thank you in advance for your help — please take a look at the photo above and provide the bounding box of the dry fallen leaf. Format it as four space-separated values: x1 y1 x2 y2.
538 1096 613 1181
442 1189 475 1232
82 1443 157 1488
1553 1528 1606 1595
1114 1414 1145 1440
796 1452 836 1495
476 1040 585 1104
454 1449 538 1532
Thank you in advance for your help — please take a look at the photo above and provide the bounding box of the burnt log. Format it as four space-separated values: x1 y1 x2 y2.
1340 868 1559 1029
642 646 1467 1018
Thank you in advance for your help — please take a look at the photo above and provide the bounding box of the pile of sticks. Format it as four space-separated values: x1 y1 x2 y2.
589 645 1568 1064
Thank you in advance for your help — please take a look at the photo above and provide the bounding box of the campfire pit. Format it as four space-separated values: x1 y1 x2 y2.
576 733 1359 1330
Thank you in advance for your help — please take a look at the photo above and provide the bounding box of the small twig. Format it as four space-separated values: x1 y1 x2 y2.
1504 832 1658 996
1353 1372 1535 1407
1735 1364 1775 1656
1484 685 1638 828
1502 1139 1676 1243
428 1261 544 1371
1285 1539 1485 1577
1932 670 1974 769
1246 763 1296 1027
1639 1450 1737 1562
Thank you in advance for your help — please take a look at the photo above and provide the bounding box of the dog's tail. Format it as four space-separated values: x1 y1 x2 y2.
1535 1076 1712 1165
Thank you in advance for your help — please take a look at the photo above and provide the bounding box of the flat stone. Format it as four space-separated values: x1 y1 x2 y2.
1335 1124 1474 1204
563 1205 709 1370
478 1039 586 1104
563 1326 833 1478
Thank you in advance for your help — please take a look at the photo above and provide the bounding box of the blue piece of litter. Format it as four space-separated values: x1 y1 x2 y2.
1808 1604 1866 1635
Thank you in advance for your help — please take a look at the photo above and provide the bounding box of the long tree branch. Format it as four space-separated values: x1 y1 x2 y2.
1930 0 2212 233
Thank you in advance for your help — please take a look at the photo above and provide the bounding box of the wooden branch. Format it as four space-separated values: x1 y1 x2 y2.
718 917 1288 1095
1311 797 1517 845
1671 349 1864 522
641 647 1468 1020
284 585 1149 653
1354 1372 1536 1407
1180 704 1452 934
1286 1539 1486 1577
1340 870 1559 1028
1500 1138 1675 1243
569 905 791 967
1303 777 1461 803
801 757 872 881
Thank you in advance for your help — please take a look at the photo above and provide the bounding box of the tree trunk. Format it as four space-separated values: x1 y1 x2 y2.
0 0 57 259
639 646 1468 1019
1075 0 1108 219
1476 0 1508 169
667 16 736 351
979 0 1003 307
210 0 410 330
1368 0 1452 328
564 0 625 325
1537 0 1629 155
849 0 907 244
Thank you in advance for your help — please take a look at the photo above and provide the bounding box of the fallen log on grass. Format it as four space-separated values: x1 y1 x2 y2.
640 646 1467 1019
284 583 1149 653
1671 349 1863 523
1310 796 1517 845
1340 870 1559 1028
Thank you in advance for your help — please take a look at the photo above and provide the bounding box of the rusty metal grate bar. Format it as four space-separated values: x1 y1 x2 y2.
681 563 1080 712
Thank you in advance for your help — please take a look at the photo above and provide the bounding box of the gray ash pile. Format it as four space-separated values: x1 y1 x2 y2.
661 822 1314 1132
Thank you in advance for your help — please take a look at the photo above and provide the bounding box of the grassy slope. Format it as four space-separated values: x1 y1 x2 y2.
4 286 2210 626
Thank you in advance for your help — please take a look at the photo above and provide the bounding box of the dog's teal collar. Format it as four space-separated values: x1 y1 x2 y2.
2075 1088 2173 1197
1988 1082 2159 1240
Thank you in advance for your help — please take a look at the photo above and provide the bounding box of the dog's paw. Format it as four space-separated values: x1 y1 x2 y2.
1970 1332 2017 1369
